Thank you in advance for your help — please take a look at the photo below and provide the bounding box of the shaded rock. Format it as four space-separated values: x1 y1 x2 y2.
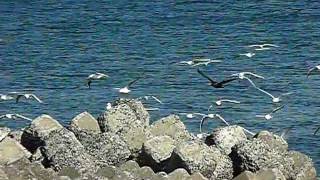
0 127 10 142
0 137 31 165
40 128 96 174
97 99 149 154
119 160 140 172
139 135 175 171
205 125 247 155
0 168 8 180
254 131 288 152
148 115 192 144
288 151 317 180
57 167 81 179
256 168 285 180
69 111 101 134
30 147 44 162
134 166 155 179
187 172 208 180
232 171 255 180
229 139 294 179
96 165 117 179
76 131 131 166
167 168 190 180
2 158 58 180
21 114 63 153
167 141 233 179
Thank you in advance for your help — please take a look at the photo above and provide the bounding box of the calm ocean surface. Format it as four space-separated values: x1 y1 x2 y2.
0 0 319 173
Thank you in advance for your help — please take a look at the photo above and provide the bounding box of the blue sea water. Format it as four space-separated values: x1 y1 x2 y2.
0 0 319 174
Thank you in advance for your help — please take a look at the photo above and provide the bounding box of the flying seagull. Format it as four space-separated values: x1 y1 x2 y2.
176 58 222 67
196 113 230 133
248 44 279 51
9 93 43 103
0 114 33 121
197 68 237 88
254 86 292 103
0 94 15 101
215 99 240 106
255 105 284 120
138 96 163 104
239 52 255 58
231 72 265 80
307 64 320 78
314 126 320 136
86 72 109 88
114 76 143 94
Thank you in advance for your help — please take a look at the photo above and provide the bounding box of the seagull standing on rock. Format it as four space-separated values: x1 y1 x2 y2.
86 72 109 89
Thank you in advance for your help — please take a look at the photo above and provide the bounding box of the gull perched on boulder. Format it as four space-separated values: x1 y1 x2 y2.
0 114 33 121
86 72 109 88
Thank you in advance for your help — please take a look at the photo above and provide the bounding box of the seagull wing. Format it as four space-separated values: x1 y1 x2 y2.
280 126 293 139
0 115 5 119
151 96 163 104
221 99 240 104
14 114 33 121
263 44 279 47
254 86 275 99
247 44 260 48
243 77 258 87
245 72 265 79
215 114 230 126
30 94 43 103
199 116 209 133
307 67 316 78
127 76 143 87
218 77 237 86
271 105 284 114
255 115 265 118
16 94 24 103
197 68 217 84
314 126 320 135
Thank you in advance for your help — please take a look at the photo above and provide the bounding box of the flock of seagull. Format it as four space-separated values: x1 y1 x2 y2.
1 43 320 137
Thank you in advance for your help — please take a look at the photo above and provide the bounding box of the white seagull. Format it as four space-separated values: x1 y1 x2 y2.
86 72 109 88
254 86 292 103
248 44 279 51
231 72 265 80
307 64 320 78
215 99 240 106
179 113 197 119
256 105 284 120
0 114 33 121
114 76 143 94
196 113 230 133
239 52 255 58
177 58 222 67
0 94 15 101
9 93 43 103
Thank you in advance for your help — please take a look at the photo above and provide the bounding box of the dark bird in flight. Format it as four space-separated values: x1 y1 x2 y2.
197 68 237 88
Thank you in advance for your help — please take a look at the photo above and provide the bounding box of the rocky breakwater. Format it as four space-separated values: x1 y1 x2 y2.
0 98 317 180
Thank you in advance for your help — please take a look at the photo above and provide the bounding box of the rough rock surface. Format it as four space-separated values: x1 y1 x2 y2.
76 131 131 166
139 135 176 171
21 114 63 153
69 111 101 134
167 168 190 180
232 171 255 180
97 99 149 154
288 151 317 180
0 137 31 165
255 168 286 180
187 172 208 180
205 125 247 155
254 131 288 153
39 128 96 174
2 158 58 180
0 127 10 142
148 115 192 144
167 140 233 179
229 139 294 179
